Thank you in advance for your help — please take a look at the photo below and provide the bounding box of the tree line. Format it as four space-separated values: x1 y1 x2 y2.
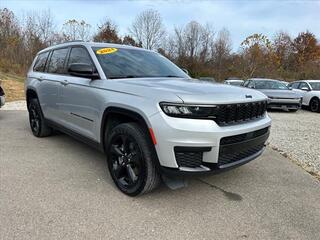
1 8 319 81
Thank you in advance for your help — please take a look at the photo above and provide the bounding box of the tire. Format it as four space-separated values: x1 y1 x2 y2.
28 98 52 137
289 109 298 112
309 98 320 113
105 122 161 196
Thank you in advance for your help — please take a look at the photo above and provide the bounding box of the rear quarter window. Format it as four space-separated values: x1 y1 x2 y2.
33 52 50 72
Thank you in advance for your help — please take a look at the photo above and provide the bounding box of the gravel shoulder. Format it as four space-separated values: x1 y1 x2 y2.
0 100 27 110
268 110 320 179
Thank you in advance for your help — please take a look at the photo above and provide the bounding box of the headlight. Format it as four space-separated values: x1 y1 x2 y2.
159 102 214 119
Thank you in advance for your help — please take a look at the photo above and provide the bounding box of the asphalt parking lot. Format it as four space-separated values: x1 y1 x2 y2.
1 111 320 240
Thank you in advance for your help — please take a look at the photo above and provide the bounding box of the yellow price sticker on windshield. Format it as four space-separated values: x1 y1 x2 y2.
96 48 118 55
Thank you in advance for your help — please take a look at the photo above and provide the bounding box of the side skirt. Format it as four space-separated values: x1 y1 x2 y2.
45 118 104 152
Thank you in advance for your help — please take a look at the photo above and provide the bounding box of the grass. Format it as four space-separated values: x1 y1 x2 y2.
0 71 25 102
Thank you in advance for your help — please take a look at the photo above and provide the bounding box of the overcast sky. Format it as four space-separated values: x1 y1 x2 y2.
1 0 319 51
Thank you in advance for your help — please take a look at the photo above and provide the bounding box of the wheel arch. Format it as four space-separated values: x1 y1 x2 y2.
26 88 39 110
309 96 319 105
100 107 156 152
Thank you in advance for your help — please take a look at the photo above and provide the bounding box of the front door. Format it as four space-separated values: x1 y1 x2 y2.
59 46 101 141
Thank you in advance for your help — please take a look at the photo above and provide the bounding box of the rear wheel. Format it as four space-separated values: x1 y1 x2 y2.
310 98 320 113
106 123 160 196
28 98 52 137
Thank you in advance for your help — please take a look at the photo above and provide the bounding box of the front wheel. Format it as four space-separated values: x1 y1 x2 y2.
28 98 52 137
106 123 160 196
310 98 320 113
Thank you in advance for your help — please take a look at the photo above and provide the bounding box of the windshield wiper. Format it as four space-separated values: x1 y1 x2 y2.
108 75 144 79
161 75 184 78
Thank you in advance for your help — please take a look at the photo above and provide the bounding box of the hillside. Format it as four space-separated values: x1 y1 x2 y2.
0 71 25 102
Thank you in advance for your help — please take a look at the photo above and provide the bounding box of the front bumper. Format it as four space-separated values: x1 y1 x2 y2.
0 95 5 107
267 98 301 110
149 111 272 171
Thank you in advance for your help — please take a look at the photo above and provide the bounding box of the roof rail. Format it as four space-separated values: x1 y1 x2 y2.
62 40 85 44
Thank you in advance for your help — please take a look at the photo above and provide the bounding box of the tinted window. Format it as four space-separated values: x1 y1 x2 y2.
47 48 69 74
93 47 188 79
248 81 255 88
254 80 288 90
290 82 300 89
68 47 92 67
243 81 250 87
309 82 320 90
299 82 310 90
33 52 49 72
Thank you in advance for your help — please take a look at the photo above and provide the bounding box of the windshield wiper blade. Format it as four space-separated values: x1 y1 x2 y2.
162 75 184 78
108 75 141 79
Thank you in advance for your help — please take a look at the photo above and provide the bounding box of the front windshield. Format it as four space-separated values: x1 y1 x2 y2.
255 80 288 90
309 82 320 90
93 47 189 79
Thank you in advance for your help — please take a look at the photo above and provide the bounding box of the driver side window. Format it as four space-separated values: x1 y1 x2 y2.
298 82 310 90
247 81 255 88
68 47 93 68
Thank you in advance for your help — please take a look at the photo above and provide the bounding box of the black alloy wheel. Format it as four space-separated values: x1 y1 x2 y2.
310 98 320 113
29 102 41 135
28 98 52 137
106 123 160 196
109 134 143 191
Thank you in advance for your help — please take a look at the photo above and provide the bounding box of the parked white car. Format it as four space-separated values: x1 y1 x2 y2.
224 79 244 86
288 80 320 112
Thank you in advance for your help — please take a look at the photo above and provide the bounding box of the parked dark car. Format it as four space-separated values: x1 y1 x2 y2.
0 82 5 108
243 78 301 111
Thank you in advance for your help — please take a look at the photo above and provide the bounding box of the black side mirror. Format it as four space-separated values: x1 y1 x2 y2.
68 63 99 80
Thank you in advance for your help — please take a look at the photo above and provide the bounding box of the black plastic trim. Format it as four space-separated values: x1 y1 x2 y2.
45 118 103 152
161 147 265 177
174 146 212 152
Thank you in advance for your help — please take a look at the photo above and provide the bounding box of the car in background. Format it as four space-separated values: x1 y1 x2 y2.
199 77 216 82
280 80 289 86
288 80 320 112
224 79 244 86
0 82 5 108
243 78 301 111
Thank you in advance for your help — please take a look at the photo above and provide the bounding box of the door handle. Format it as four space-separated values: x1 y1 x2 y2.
36 76 44 82
61 80 69 86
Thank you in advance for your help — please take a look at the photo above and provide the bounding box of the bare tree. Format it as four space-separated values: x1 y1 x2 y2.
36 9 56 45
129 9 165 50
211 28 232 79
62 19 91 41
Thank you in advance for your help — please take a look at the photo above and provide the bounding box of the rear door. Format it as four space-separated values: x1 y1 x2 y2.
59 46 101 141
40 47 69 123
31 51 50 111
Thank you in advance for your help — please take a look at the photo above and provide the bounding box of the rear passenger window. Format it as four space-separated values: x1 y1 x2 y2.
33 52 49 72
68 47 92 67
47 48 69 74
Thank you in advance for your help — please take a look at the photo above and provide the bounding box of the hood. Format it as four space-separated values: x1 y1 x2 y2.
117 78 268 104
258 89 300 99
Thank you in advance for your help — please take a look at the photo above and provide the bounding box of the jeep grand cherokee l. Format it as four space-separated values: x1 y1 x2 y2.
25 42 271 196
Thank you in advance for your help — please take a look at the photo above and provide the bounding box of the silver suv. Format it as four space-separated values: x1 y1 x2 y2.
25 42 271 196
